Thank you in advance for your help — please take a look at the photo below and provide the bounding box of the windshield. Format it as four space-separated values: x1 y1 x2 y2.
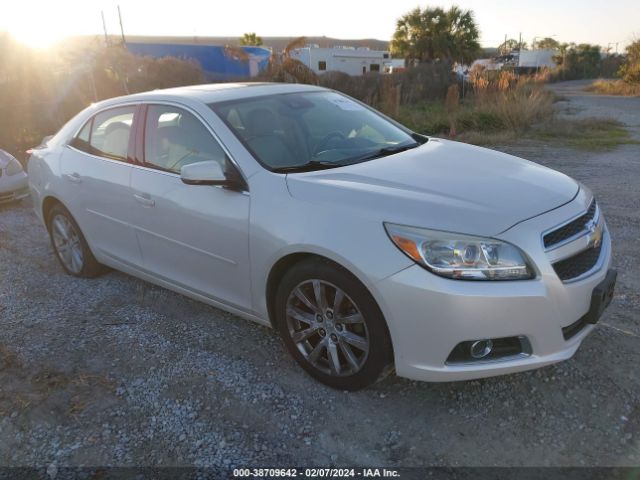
210 91 420 172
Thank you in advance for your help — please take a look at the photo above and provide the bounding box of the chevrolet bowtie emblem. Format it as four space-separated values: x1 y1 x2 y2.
586 219 603 248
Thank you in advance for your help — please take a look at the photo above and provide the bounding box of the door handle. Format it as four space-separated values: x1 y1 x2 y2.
63 172 82 184
134 193 155 207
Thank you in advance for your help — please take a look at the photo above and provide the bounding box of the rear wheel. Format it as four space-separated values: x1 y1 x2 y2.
47 204 103 278
275 258 393 390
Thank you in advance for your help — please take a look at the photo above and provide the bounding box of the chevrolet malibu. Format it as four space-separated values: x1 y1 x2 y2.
27 83 615 390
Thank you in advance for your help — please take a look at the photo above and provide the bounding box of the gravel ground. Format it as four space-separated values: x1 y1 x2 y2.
1 81 639 470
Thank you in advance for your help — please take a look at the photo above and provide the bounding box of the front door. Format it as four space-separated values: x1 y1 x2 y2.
130 104 251 311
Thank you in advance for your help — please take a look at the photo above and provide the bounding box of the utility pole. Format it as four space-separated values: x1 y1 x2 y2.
519 32 522 50
115 5 130 95
117 5 126 45
101 11 109 46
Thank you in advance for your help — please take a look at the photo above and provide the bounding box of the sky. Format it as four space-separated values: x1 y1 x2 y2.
1 0 637 51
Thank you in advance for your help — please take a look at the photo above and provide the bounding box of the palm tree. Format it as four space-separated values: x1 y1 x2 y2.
390 6 480 65
240 33 263 47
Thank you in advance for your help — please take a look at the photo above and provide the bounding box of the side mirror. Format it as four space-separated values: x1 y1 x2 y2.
180 161 228 186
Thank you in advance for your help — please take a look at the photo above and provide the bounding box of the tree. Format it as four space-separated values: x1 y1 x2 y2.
619 40 640 83
554 43 602 79
390 6 480 64
240 32 263 46
262 37 318 84
532 37 559 50
0 35 206 160
498 38 527 55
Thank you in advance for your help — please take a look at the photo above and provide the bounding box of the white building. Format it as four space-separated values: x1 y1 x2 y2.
517 49 557 69
289 45 404 75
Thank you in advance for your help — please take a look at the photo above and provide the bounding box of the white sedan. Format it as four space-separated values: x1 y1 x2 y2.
27 83 615 389
0 149 29 204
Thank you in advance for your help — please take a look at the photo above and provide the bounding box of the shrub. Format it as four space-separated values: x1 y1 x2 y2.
619 40 640 83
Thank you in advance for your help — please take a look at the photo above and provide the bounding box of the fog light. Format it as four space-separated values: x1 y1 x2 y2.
446 336 531 364
470 339 493 359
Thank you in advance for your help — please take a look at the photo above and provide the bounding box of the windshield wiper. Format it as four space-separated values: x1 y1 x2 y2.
343 142 420 164
271 143 421 173
271 160 342 173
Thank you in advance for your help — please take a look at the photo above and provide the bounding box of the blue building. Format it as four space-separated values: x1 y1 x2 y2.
126 43 272 80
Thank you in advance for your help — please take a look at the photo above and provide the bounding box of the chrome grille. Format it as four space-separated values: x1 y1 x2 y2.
543 200 597 249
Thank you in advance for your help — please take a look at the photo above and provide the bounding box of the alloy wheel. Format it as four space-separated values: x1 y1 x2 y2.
285 279 370 376
51 214 84 274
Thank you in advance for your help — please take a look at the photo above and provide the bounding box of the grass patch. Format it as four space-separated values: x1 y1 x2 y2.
394 75 637 151
454 130 518 146
587 80 640 96
529 118 638 151
396 82 555 145
396 88 636 151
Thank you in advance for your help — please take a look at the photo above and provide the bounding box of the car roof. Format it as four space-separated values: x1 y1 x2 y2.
96 82 328 109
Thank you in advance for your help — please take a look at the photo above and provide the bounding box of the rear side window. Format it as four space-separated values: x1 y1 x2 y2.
71 106 135 162
72 119 92 151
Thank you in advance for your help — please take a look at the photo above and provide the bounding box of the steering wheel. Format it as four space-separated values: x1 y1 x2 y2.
313 131 346 156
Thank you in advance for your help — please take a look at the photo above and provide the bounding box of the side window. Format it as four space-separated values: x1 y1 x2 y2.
71 118 93 152
90 107 135 161
144 105 230 174
71 107 135 161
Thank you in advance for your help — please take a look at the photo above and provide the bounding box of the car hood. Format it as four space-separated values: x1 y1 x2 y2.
286 138 579 236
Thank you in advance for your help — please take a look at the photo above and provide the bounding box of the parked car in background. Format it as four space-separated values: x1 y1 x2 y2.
0 149 29 204
26 83 615 389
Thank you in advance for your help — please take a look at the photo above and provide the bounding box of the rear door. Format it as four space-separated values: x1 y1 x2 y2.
130 103 252 311
60 105 143 268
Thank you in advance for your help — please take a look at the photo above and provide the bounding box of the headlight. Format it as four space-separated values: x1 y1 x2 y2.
384 223 534 280
5 158 24 176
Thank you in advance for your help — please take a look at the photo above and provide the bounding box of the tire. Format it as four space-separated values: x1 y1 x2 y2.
275 258 393 390
47 204 103 278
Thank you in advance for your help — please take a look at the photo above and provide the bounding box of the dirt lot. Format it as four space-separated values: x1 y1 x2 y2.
1 81 639 470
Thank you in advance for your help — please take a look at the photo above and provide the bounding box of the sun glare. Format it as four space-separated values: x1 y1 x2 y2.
9 29 65 49
1 2 73 49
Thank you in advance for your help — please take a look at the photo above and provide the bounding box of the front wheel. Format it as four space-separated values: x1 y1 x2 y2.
275 259 393 390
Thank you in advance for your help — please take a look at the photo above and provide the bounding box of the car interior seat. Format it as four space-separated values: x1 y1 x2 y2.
244 108 298 167
102 122 130 159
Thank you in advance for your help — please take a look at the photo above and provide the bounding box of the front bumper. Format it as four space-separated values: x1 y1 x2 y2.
374 193 613 382
0 171 29 204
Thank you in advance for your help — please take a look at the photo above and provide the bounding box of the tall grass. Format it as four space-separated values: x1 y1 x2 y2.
587 79 640 97
397 70 554 141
